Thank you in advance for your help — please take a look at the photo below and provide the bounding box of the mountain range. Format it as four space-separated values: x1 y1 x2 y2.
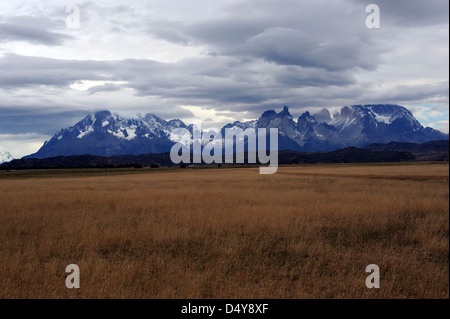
24 104 448 159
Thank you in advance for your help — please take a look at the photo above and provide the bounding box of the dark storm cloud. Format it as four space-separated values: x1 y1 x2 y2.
0 108 89 135
224 27 381 71
0 0 385 111
0 105 195 136
363 81 450 105
0 0 448 131
0 53 356 105
0 0 447 158
351 0 449 27
273 65 356 87
1 46 448 122
0 15 71 45
1 0 440 111
0 54 118 87
144 0 387 75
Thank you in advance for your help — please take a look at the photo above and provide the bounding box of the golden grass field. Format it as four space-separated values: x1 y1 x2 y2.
0 163 448 299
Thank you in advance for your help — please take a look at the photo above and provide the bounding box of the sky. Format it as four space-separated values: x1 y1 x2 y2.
0 0 448 158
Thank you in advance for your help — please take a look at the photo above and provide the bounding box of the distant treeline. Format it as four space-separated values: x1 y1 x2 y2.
1 140 447 170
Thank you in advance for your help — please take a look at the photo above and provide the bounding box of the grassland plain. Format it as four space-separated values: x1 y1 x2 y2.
0 163 448 299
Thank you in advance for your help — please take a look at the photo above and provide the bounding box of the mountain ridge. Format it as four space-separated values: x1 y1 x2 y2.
24 104 448 159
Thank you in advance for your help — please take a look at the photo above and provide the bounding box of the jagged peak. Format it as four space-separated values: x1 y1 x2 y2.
340 106 354 116
298 111 315 122
79 110 114 126
80 110 108 122
21 103 448 160
93 110 112 118
141 113 166 124
168 118 184 124
313 108 332 122
261 110 277 118
223 119 257 129
277 106 292 117
316 108 331 115
353 104 411 115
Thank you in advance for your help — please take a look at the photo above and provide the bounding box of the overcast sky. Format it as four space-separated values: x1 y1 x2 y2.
0 0 448 158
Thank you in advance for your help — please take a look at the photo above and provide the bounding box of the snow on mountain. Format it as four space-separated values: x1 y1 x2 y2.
328 104 443 146
254 104 447 151
295 111 346 151
24 104 448 159
221 120 258 134
25 110 187 159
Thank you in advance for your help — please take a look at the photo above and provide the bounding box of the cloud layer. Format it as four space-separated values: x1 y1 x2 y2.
0 0 448 157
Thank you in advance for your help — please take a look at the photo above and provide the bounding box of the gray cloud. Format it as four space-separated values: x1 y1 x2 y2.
0 105 195 138
87 83 124 95
0 49 448 122
0 15 71 45
227 27 381 71
352 0 449 27
0 53 358 104
0 108 89 135
0 0 448 145
0 54 118 87
361 81 450 105
146 22 191 44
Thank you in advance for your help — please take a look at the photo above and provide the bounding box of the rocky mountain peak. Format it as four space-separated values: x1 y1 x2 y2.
313 108 332 123
278 106 292 117
24 104 448 159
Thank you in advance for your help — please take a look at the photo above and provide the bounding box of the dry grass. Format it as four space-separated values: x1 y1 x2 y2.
0 163 448 299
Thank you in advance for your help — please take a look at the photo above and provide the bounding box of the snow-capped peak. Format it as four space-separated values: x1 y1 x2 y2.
23 105 448 160
50 110 191 145
354 104 421 128
222 120 258 131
